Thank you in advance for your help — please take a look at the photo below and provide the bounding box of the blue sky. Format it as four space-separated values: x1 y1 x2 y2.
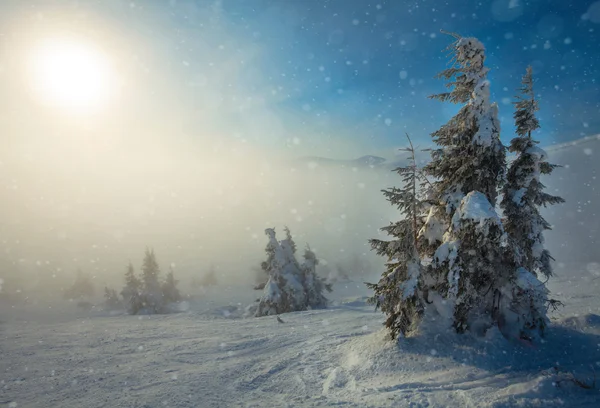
213 0 599 148
1 0 599 157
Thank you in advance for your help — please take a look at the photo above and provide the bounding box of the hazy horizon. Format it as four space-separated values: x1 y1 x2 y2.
1 0 599 301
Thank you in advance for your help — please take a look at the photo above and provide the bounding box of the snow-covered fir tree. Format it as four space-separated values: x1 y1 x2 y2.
253 228 298 290
140 248 164 313
301 245 332 309
367 134 428 338
121 262 142 315
499 66 564 338
63 269 95 300
501 66 565 279
161 267 182 304
255 228 306 316
417 33 534 338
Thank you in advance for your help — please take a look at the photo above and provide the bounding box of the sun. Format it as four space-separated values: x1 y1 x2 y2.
28 37 115 112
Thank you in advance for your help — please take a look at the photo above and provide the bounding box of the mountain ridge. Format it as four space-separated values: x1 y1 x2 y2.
295 135 599 170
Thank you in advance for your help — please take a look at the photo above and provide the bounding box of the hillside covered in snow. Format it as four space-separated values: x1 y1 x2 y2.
2 278 600 407
2 136 599 407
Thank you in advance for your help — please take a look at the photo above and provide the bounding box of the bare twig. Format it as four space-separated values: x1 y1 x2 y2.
546 298 565 313
440 29 461 39
405 133 419 244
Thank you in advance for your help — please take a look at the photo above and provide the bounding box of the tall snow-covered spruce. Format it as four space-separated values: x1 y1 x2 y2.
420 33 514 336
368 33 557 340
499 66 564 338
367 134 428 338
501 66 565 279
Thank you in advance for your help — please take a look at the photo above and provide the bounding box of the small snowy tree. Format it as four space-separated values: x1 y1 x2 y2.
161 267 182 304
63 269 95 300
104 286 121 310
301 245 332 309
501 66 565 279
140 248 164 313
121 262 142 315
256 228 306 316
367 134 427 338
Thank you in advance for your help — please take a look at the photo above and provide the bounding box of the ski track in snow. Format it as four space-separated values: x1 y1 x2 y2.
2 281 600 407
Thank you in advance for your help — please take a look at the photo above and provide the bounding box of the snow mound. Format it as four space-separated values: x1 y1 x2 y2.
421 206 446 244
525 145 548 161
322 367 356 395
452 191 501 231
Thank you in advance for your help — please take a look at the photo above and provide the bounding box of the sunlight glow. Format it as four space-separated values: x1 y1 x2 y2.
28 38 115 113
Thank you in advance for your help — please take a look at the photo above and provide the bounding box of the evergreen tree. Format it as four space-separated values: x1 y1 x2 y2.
256 228 306 316
279 228 307 308
161 267 182 303
104 286 121 310
367 134 427 338
121 262 142 314
419 33 515 336
63 269 95 300
501 66 565 279
140 248 164 313
498 66 564 339
301 245 332 309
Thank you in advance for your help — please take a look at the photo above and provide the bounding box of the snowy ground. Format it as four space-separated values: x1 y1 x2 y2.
2 274 600 408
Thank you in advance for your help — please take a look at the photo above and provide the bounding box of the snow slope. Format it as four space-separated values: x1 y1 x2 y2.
2 137 599 407
543 135 600 265
2 280 600 408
